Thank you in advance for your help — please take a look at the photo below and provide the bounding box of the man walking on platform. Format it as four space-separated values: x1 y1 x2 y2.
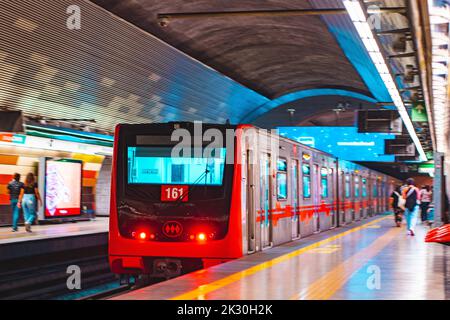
7 173 24 232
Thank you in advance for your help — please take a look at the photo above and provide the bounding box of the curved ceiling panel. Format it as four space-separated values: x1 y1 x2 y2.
92 0 372 99
252 94 378 128
0 0 268 133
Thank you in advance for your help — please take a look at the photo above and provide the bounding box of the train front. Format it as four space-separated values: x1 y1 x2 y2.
109 123 243 278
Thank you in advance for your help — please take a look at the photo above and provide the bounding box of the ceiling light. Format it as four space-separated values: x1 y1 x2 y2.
343 0 427 161
429 0 450 153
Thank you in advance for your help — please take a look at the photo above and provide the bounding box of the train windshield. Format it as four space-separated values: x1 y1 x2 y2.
127 147 227 186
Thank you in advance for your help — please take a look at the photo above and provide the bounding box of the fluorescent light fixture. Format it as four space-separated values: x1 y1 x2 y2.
429 0 450 153
343 0 427 161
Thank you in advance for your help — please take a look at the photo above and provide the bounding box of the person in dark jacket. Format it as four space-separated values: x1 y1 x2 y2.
7 173 24 232
390 185 403 227
402 178 421 236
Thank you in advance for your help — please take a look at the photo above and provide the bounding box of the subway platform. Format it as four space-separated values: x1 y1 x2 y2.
0 218 108 263
0 218 110 299
0 217 108 245
113 215 449 300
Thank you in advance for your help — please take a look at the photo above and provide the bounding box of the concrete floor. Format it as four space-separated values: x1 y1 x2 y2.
114 216 449 300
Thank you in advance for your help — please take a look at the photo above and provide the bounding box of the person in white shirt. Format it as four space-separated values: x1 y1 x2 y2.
419 185 432 223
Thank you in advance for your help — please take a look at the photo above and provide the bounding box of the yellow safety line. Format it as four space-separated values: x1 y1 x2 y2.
170 216 390 300
291 226 401 300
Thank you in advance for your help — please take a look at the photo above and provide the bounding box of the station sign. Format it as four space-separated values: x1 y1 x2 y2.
0 132 112 156
411 102 428 122
0 133 26 144
418 163 434 176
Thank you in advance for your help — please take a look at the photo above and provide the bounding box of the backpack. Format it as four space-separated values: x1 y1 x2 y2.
404 187 418 211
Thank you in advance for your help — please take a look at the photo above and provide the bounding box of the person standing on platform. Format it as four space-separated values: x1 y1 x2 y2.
7 173 24 232
402 178 421 236
17 173 42 233
390 185 404 227
419 185 432 223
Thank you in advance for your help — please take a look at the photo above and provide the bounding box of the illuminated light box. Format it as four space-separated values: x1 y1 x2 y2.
38 158 83 219
278 126 396 162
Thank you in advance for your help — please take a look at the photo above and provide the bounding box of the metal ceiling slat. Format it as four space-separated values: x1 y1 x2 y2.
0 0 268 133
0 41 234 121
0 5 243 109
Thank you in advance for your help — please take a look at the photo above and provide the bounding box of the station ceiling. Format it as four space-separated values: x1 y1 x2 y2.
91 0 372 100
0 0 433 161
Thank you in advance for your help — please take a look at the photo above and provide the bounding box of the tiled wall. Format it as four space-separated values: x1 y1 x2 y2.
0 147 106 226
95 157 112 216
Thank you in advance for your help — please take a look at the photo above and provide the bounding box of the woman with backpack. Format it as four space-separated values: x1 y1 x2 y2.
402 178 421 236
390 185 404 227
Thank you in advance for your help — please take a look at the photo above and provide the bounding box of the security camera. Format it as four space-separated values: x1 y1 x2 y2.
159 17 169 27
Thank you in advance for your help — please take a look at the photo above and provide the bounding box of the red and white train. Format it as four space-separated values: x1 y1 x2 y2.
109 123 399 278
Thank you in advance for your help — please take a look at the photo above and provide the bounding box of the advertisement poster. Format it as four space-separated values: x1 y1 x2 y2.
45 160 82 217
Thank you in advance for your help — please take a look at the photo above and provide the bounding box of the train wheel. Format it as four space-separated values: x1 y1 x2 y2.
119 274 135 286
132 274 153 288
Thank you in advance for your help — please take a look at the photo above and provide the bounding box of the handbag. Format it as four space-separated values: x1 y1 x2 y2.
395 191 406 210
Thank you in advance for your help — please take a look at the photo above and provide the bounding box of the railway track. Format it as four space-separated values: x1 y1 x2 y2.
77 284 133 300
0 245 115 300
77 275 168 300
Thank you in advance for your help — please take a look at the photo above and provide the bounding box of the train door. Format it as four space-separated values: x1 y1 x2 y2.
339 170 346 224
350 174 356 221
313 164 320 233
354 175 361 221
345 174 353 223
246 149 256 253
320 166 331 230
330 167 337 228
291 160 300 239
362 177 368 218
301 161 313 237
367 177 373 217
381 181 387 212
374 179 379 214
260 153 272 249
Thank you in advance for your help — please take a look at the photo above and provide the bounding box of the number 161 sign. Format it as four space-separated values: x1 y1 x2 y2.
161 185 189 202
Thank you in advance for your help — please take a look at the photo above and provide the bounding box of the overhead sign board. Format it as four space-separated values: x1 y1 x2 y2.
0 132 112 156
357 110 403 134
411 102 428 122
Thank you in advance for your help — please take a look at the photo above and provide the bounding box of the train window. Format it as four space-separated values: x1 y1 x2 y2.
345 175 351 198
171 164 184 183
277 173 288 200
127 146 226 185
277 159 288 172
277 159 288 200
302 163 310 175
362 178 367 197
373 182 378 197
302 164 311 198
355 176 360 198
321 167 328 198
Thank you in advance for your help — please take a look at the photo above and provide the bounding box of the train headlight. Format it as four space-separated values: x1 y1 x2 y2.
197 233 206 241
139 232 147 240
